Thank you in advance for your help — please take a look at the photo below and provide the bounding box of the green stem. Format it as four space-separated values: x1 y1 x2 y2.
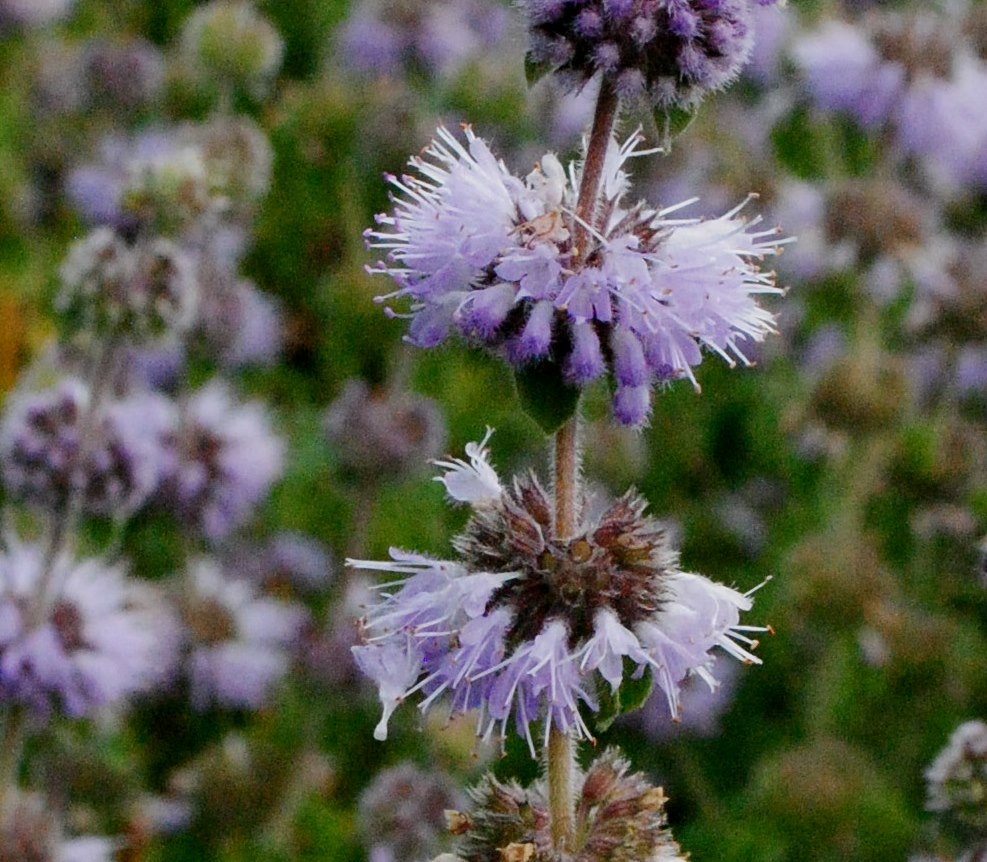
0 705 26 817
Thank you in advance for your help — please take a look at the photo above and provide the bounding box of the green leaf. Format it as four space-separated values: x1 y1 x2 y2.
593 664 655 734
654 102 701 151
524 51 554 88
514 359 581 435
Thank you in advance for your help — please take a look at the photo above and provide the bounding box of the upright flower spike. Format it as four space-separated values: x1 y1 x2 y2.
522 0 786 109
368 127 787 425
351 434 766 754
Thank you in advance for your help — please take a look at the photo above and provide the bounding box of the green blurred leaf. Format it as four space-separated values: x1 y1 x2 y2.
524 52 554 88
654 102 701 150
514 360 581 435
594 665 654 733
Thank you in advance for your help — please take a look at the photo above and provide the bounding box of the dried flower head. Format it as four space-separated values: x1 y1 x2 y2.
0 788 117 862
357 762 464 862
458 748 685 862
179 0 284 100
369 127 786 426
522 0 785 108
58 228 198 342
352 433 765 752
926 720 987 831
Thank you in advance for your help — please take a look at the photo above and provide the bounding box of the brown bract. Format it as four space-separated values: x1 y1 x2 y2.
453 473 676 649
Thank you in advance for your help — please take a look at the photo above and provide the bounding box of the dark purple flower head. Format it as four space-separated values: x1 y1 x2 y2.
522 0 784 108
369 128 787 425
323 379 446 482
351 434 766 752
0 377 176 519
0 537 179 720
160 381 284 541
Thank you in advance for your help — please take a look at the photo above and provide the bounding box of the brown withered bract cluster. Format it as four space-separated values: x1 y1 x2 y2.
451 749 683 862
453 473 677 650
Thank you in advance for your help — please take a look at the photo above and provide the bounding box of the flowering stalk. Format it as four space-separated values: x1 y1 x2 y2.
546 71 620 853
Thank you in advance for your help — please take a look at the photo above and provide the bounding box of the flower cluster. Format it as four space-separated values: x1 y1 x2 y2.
178 0 284 100
352 433 764 752
323 379 446 483
926 719 987 832
455 747 686 862
0 377 175 518
522 0 785 107
337 0 509 80
0 787 117 862
0 537 176 720
368 127 785 425
181 558 307 710
793 7 987 191
58 227 198 341
161 381 284 542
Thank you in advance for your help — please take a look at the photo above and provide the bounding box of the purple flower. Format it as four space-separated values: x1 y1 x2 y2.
336 0 509 80
0 0 74 29
521 0 784 108
0 536 178 719
0 377 176 518
792 19 903 128
82 38 165 111
369 127 787 425
183 558 307 710
351 435 766 753
223 531 333 595
160 381 284 541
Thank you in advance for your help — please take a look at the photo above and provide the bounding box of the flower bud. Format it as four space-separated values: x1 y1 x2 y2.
179 1 283 100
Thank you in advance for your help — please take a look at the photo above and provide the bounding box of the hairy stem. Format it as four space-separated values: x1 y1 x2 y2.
572 76 619 263
547 416 581 853
545 75 621 857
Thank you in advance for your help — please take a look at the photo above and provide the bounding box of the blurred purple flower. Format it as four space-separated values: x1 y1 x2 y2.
0 536 178 719
323 379 446 483
183 558 307 710
0 0 74 29
337 0 509 79
0 377 176 518
160 381 284 542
